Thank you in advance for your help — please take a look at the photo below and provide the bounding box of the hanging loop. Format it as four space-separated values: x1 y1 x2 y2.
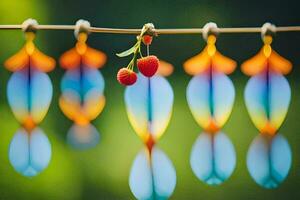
261 22 276 40
202 22 219 41
22 18 38 33
137 23 156 41
143 23 157 36
74 19 91 39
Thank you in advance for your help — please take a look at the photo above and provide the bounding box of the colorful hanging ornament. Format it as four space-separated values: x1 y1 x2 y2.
59 20 106 149
184 23 237 185
4 19 55 177
242 23 292 189
122 23 176 199
116 23 159 86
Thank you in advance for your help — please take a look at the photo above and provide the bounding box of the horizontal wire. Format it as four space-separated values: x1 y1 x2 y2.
0 24 299 34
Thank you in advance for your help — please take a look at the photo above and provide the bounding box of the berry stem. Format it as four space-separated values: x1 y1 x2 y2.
147 45 149 56
122 23 154 72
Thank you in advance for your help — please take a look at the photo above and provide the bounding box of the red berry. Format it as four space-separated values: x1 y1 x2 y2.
117 68 137 86
137 55 159 77
142 35 153 45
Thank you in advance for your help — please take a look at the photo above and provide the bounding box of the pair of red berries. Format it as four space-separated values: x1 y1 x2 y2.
117 55 159 86
117 34 158 86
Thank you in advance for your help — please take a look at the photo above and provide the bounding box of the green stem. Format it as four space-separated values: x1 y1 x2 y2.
138 45 143 58
125 24 149 71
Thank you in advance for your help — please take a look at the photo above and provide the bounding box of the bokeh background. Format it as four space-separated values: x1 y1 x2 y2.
0 0 300 199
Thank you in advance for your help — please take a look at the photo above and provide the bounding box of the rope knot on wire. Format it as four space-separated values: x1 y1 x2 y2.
74 19 91 39
143 23 157 36
22 18 38 33
202 22 219 41
261 22 276 39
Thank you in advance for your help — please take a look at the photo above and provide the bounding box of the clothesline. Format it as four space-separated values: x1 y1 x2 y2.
0 24 300 34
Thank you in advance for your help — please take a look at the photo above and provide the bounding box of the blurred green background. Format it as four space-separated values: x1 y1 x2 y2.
0 0 300 199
